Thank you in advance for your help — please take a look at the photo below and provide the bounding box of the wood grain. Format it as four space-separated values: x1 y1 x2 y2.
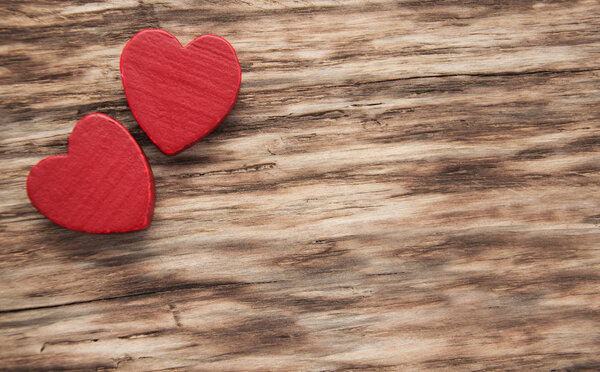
1 0 600 370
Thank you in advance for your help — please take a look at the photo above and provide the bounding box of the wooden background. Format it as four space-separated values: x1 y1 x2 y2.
1 0 600 370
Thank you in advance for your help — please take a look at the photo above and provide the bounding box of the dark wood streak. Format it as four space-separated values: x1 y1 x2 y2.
1 0 600 370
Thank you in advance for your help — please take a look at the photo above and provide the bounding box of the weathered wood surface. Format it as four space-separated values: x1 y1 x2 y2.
1 0 600 370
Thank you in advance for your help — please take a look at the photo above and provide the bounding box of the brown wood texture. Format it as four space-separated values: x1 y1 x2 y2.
1 1 600 371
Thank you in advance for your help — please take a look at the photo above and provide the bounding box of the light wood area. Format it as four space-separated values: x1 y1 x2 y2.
1 0 600 370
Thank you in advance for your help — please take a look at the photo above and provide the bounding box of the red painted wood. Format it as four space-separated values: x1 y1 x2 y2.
120 29 242 155
27 113 155 233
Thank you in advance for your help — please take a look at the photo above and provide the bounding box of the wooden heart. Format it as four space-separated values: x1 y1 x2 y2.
120 29 242 155
27 114 155 233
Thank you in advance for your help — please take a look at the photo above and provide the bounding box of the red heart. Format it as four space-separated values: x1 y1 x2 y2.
120 29 241 155
27 114 155 233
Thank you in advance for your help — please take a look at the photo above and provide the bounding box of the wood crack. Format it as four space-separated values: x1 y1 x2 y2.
177 162 276 179
333 67 600 89
0 280 284 314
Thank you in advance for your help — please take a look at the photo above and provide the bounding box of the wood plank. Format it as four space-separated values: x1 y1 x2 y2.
1 0 600 370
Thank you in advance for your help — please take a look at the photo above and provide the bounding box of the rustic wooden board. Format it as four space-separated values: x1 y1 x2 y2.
1 0 600 370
